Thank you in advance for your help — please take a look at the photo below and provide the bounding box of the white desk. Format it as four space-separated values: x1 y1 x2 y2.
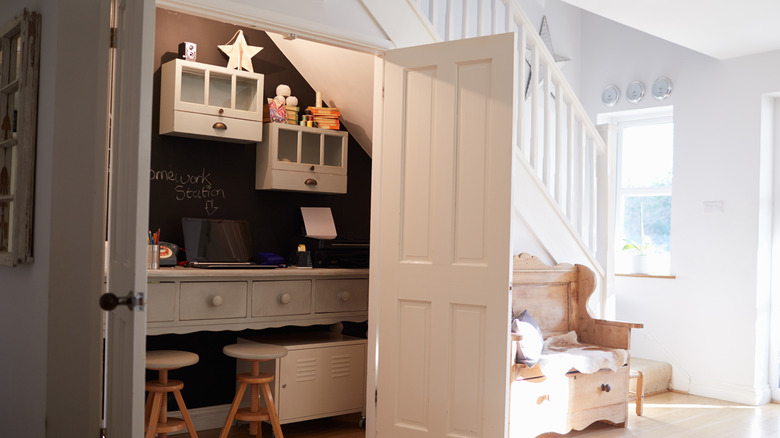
146 267 369 335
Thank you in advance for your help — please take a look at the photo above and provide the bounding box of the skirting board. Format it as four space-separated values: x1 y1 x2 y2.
688 380 772 406
168 404 232 432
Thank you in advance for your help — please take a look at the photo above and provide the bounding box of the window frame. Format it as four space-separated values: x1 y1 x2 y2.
612 112 674 274
0 9 41 266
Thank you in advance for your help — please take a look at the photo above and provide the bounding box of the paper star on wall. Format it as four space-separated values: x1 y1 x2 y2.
218 30 263 73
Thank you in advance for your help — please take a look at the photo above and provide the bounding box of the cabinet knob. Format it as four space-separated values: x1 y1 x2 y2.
210 295 224 307
213 122 227 130
601 384 611 392
339 291 351 302
537 394 551 405
279 293 292 304
304 178 318 186
218 108 224 114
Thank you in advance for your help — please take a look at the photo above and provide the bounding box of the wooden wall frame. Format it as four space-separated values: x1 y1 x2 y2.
0 9 40 266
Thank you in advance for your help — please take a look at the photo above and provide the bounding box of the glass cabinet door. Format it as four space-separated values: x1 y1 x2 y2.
180 68 205 105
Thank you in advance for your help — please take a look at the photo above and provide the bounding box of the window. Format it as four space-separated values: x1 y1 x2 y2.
614 113 673 275
0 9 41 266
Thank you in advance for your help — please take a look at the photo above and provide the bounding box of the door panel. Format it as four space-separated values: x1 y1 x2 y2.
376 33 516 437
104 0 155 436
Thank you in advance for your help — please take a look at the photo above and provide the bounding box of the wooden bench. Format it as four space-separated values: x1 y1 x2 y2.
509 254 642 437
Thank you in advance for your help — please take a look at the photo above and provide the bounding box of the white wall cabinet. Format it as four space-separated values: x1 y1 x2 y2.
256 123 348 193
160 58 264 143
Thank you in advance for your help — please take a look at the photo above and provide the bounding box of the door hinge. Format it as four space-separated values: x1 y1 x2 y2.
110 27 117 48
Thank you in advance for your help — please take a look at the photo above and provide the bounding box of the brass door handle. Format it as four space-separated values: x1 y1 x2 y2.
304 178 318 186
213 122 227 130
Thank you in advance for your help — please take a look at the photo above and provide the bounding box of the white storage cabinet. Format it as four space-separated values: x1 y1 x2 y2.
239 333 367 424
159 58 264 143
256 122 348 194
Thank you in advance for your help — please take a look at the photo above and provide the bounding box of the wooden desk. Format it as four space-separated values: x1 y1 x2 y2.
146 267 369 335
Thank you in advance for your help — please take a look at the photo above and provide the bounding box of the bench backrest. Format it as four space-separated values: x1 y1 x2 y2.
511 253 595 338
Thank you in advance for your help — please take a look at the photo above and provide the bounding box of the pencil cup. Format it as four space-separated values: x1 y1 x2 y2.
147 245 160 270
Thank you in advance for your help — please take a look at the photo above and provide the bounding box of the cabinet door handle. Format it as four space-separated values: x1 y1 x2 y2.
304 178 318 186
213 122 227 130
279 293 292 304
210 295 224 307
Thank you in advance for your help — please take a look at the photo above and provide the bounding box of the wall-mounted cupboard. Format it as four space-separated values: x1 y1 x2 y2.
256 123 348 194
159 58 264 143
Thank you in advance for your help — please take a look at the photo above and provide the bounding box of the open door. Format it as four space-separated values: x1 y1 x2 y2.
374 33 516 437
102 0 155 436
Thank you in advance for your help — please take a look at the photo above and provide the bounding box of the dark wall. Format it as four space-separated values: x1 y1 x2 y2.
150 9 371 262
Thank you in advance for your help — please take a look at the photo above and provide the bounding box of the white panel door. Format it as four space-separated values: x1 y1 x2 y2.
104 0 155 436
375 33 516 437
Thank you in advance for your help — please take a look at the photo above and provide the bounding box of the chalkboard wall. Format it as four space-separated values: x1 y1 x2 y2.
150 9 371 262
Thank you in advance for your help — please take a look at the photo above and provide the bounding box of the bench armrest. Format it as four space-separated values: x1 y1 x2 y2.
594 319 644 329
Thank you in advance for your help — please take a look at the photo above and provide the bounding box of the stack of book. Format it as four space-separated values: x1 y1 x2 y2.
285 106 299 125
307 106 340 130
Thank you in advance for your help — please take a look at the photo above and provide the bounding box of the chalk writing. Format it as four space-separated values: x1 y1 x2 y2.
150 167 225 216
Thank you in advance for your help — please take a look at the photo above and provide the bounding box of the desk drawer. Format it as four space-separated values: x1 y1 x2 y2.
180 282 247 320
314 279 368 313
147 281 176 322
252 280 311 317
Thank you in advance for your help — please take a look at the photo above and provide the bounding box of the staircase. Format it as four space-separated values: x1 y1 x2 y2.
372 0 614 316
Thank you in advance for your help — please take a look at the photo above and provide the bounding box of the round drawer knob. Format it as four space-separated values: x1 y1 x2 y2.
279 293 292 304
211 295 224 307
601 384 611 392
339 291 351 302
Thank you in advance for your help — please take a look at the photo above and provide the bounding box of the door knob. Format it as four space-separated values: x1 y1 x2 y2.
99 291 144 311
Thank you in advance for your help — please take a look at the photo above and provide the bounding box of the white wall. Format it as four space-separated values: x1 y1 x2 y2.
1 0 109 436
578 13 780 405
0 1 52 435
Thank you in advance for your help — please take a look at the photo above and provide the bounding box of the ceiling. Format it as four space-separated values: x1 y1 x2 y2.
562 0 780 59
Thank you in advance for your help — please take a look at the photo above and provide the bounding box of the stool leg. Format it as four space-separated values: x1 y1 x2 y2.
249 362 261 437
220 382 249 438
636 370 645 416
145 392 154 428
172 389 199 438
146 392 163 438
261 382 283 438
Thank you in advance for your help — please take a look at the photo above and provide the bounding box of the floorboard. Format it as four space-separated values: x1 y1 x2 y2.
184 392 780 437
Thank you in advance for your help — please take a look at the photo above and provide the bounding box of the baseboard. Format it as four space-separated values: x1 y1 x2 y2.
169 403 232 432
688 380 772 406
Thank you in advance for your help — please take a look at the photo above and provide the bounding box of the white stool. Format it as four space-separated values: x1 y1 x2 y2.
220 343 288 438
145 350 199 438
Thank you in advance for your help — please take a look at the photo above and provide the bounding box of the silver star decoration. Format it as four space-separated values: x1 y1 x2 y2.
525 16 570 99
218 30 263 73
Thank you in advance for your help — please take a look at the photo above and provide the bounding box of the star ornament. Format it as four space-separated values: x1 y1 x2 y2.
218 30 263 73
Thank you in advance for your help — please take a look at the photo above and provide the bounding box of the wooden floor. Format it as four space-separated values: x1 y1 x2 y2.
192 392 780 437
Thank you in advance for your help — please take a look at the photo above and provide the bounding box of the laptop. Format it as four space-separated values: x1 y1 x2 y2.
182 217 278 269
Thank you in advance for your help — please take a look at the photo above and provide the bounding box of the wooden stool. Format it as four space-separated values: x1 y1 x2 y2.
145 350 199 438
220 343 288 438
630 368 645 416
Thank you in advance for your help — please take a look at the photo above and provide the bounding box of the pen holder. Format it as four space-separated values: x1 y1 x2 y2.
147 244 160 270
296 251 312 269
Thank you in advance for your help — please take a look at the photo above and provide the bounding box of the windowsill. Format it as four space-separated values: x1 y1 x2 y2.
615 273 676 279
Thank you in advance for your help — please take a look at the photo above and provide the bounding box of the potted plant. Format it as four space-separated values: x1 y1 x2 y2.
622 236 656 274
